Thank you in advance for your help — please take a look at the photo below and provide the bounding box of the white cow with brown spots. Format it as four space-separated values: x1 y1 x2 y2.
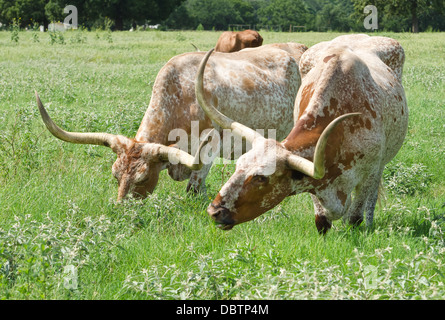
198 34 408 234
35 43 306 201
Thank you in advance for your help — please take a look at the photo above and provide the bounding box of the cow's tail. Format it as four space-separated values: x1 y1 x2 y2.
190 43 200 52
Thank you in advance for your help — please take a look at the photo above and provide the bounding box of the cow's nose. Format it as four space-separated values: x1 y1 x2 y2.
208 205 225 219
207 204 234 224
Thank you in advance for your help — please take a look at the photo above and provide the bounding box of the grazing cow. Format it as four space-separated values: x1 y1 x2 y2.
35 43 305 201
215 30 263 53
196 34 408 234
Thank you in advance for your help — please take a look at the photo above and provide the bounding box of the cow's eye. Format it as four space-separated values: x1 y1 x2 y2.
136 175 150 185
253 175 268 184
291 170 305 181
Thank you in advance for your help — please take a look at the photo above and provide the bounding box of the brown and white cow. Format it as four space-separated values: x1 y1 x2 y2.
241 42 307 62
35 43 305 201
197 34 408 234
215 30 263 53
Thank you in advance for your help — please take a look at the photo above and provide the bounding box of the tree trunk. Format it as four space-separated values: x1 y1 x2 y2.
114 0 124 31
43 16 49 31
411 1 419 33
115 16 123 30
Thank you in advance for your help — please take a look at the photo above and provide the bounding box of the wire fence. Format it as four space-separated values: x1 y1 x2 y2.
227 24 307 32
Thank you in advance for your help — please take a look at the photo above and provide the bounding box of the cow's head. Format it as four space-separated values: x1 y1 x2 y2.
35 92 211 201
196 49 359 229
237 30 263 50
215 30 263 53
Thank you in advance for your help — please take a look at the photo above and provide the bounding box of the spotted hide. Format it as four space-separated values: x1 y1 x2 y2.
199 34 408 234
36 44 306 201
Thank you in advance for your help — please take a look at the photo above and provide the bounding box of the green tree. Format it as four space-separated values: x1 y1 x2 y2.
0 0 48 28
164 0 197 29
352 0 445 33
314 0 355 31
186 0 255 30
0 0 184 30
258 0 310 30
44 0 63 23
101 0 184 30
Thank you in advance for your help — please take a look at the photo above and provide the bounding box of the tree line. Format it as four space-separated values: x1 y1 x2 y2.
0 0 444 32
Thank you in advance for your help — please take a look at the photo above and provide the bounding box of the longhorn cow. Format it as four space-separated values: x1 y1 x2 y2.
197 34 408 234
35 43 306 201
215 30 263 53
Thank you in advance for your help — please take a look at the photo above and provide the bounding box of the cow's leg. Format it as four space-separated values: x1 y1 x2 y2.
311 195 332 235
364 186 379 228
186 162 213 194
345 170 382 227
345 195 365 227
364 174 383 228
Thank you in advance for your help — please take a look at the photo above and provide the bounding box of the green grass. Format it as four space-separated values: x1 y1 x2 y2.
0 30 444 300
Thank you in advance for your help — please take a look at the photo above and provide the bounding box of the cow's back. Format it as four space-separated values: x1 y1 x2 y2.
206 47 300 140
299 34 405 83
291 43 407 172
137 47 301 144
241 42 308 64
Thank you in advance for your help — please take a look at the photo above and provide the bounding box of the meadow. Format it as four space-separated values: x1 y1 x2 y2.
0 29 444 300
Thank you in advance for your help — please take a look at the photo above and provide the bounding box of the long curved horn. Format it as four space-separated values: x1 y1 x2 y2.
156 129 217 170
35 91 119 149
195 49 263 143
286 113 361 179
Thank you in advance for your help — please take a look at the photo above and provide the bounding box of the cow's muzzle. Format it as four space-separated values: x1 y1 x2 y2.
207 203 235 230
